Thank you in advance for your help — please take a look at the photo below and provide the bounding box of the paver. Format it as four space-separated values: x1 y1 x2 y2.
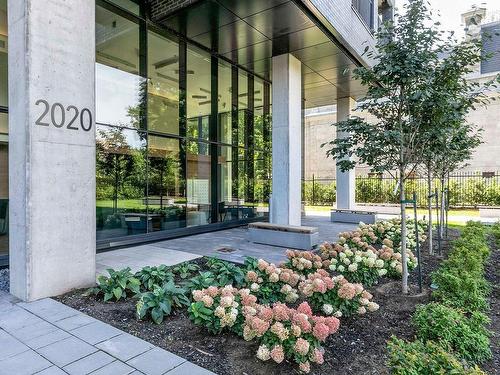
37 336 98 367
63 351 115 375
0 305 44 331
10 320 59 342
96 333 154 362
18 298 79 323
71 320 122 345
126 347 185 375
0 349 52 375
87 360 135 375
54 313 97 331
36 366 70 375
165 362 216 375
0 329 30 361
24 328 72 350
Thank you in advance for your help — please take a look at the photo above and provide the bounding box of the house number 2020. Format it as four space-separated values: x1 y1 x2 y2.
35 99 93 132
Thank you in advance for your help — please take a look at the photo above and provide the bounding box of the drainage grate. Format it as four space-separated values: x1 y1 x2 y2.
216 247 236 253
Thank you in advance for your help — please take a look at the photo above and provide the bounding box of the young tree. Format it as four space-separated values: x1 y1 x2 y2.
322 0 441 294
420 30 497 253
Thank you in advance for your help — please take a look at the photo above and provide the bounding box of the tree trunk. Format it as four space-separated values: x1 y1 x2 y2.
399 173 409 294
440 176 446 244
427 166 433 255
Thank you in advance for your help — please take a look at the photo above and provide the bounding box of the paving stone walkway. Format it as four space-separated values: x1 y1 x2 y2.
0 291 215 375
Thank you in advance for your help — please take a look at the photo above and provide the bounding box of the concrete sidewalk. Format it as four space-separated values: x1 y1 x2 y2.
0 291 215 375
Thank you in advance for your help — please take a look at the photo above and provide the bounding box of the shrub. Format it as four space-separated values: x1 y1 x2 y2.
244 258 300 304
135 264 174 291
206 257 245 287
189 285 258 336
284 250 325 276
90 268 141 302
136 280 190 324
387 337 487 375
298 271 379 317
412 303 491 365
243 301 340 374
172 262 200 279
491 221 500 247
431 269 489 314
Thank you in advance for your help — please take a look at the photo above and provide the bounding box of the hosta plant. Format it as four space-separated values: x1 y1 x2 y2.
244 258 301 304
136 280 190 324
172 262 200 279
184 271 217 292
298 271 379 317
206 257 245 287
242 301 340 374
135 264 174 291
189 285 258 336
90 267 141 302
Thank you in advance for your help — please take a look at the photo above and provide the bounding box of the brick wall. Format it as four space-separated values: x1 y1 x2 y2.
149 0 201 21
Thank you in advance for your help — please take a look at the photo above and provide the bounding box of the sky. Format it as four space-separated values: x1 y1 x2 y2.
398 0 500 38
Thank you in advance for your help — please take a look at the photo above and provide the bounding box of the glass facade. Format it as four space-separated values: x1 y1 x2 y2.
0 0 7 260
0 0 272 256
95 1 272 246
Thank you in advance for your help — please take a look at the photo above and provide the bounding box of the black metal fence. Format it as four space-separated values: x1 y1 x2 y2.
303 172 500 207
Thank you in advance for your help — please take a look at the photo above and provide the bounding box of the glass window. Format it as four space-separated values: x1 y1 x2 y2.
148 136 186 231
254 78 264 150
187 45 211 139
186 140 211 226
148 31 180 135
218 61 232 144
0 0 7 108
96 126 147 240
0 113 7 258
96 5 144 128
238 71 248 147
107 0 140 16
218 145 239 222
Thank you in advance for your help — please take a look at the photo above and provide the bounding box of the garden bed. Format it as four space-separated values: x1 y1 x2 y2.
56 230 467 375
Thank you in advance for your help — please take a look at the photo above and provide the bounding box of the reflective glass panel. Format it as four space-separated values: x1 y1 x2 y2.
186 140 211 226
96 6 144 128
187 45 211 139
148 31 180 135
107 0 140 16
218 61 232 144
148 136 187 231
0 0 7 107
0 113 7 257
96 126 147 239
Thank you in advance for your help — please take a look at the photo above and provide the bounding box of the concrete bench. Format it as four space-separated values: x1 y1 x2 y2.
248 222 319 250
331 209 377 224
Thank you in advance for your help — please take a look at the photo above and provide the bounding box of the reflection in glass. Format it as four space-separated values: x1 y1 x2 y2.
187 140 211 226
96 126 147 239
96 6 145 128
148 31 180 135
218 145 238 221
106 0 140 15
187 46 211 122
0 0 7 108
148 136 186 231
0 114 7 257
218 61 232 144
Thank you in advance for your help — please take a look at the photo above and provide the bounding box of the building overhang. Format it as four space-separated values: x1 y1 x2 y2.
151 0 369 108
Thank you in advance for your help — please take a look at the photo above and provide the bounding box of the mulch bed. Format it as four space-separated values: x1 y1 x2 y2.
56 228 499 374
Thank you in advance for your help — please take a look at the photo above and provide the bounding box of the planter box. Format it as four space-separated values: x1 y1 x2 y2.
330 209 377 224
248 222 319 250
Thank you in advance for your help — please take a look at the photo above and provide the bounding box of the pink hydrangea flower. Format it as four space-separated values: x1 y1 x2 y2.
272 303 290 321
270 345 285 364
299 361 311 373
310 348 324 364
312 322 330 341
294 338 310 356
296 302 313 317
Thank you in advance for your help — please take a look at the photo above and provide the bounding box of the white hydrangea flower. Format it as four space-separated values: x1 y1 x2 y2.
322 304 334 315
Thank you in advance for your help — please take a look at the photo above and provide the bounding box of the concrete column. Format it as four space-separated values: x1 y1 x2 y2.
336 96 356 210
271 54 302 226
8 0 96 301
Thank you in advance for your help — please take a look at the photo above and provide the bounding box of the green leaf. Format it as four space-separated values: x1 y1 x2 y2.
113 287 123 300
151 307 163 324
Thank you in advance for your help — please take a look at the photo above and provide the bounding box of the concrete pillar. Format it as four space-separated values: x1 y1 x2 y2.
8 0 96 301
336 97 356 210
271 54 302 226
